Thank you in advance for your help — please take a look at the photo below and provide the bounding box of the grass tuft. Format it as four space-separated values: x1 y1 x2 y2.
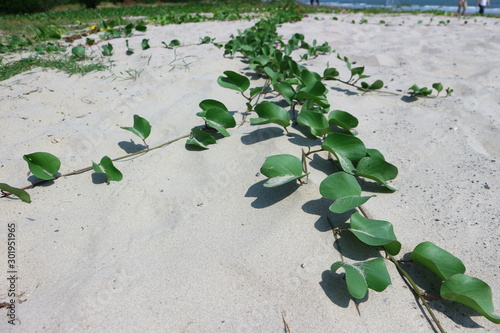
0 55 108 81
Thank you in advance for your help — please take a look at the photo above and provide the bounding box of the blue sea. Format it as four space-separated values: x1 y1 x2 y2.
296 0 500 15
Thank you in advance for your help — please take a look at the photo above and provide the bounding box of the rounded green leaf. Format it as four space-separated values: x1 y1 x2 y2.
169 39 181 47
322 133 366 173
205 108 236 137
251 101 291 128
71 46 85 59
349 212 401 255
328 110 359 133
331 261 368 299
186 127 216 149
355 157 398 191
319 172 373 213
320 172 361 199
432 82 443 93
366 148 385 160
260 154 306 187
411 241 466 280
217 70 250 93
121 114 151 140
441 274 500 324
23 152 61 180
92 156 123 185
0 183 31 203
197 99 228 117
323 67 340 80
332 258 392 299
361 79 384 90
357 258 392 292
297 110 332 137
275 82 296 105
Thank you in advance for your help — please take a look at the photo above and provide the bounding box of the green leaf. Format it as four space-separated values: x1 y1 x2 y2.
355 157 398 191
432 82 443 93
331 258 391 299
328 110 359 134
141 38 150 50
251 101 291 128
102 43 113 56
359 257 392 292
351 66 365 76
349 212 401 255
250 87 262 98
361 79 384 90
322 133 366 173
168 39 181 47
135 24 147 32
186 127 216 149
331 261 367 299
441 274 500 324
319 172 372 213
197 99 228 117
411 241 466 280
23 152 61 180
323 67 340 80
121 114 151 140
366 148 385 160
0 183 31 203
92 156 123 185
274 82 296 105
71 46 85 59
205 108 236 137
217 70 250 93
260 154 306 187
295 69 327 100
297 110 332 137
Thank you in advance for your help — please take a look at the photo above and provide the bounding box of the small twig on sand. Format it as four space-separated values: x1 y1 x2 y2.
281 311 291 333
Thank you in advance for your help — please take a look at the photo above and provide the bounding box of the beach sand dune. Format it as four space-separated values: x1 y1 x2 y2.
0 13 498 332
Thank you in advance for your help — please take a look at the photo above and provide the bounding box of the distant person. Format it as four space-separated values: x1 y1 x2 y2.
457 0 467 15
476 0 490 15
310 0 320 5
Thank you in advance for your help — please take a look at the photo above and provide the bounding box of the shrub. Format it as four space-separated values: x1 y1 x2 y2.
76 0 101 9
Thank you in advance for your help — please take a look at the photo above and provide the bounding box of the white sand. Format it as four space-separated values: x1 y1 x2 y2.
1 12 499 332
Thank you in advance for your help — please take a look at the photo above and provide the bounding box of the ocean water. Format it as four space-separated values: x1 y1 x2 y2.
297 0 500 15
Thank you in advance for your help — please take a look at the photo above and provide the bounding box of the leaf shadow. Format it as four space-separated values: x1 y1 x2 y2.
319 270 351 308
240 127 285 145
307 153 340 176
91 173 107 185
358 177 395 194
245 179 299 209
118 139 146 154
401 95 418 103
27 175 58 186
329 86 359 96
287 131 321 147
303 198 381 261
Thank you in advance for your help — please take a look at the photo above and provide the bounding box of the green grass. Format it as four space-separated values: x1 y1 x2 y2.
0 55 108 81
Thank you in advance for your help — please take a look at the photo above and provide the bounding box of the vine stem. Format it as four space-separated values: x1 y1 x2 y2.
0 134 190 198
358 205 446 333
387 254 446 333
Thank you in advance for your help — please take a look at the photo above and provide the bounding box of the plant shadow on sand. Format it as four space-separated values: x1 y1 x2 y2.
245 179 299 209
118 139 147 154
91 172 108 185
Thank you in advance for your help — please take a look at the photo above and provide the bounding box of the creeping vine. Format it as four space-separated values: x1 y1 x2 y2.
1 7 498 332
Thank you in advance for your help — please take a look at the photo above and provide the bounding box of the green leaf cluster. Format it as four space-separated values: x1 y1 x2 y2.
411 242 500 323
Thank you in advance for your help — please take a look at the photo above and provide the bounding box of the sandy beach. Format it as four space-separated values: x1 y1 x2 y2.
1 11 499 332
